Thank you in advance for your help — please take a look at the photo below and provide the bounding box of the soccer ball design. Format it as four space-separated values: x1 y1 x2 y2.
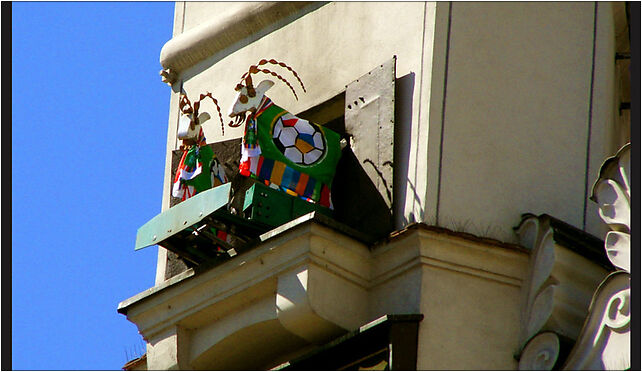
272 113 326 165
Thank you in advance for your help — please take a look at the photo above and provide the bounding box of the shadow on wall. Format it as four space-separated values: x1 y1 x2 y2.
331 146 393 239
394 72 417 227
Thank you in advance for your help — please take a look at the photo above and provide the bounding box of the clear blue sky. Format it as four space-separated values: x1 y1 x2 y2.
12 2 175 369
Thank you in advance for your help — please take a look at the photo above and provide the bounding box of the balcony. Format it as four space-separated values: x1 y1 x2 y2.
118 210 556 369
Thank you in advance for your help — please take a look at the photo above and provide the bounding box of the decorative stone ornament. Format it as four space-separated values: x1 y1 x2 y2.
160 68 177 85
590 143 630 273
514 213 609 369
518 332 560 370
515 215 560 351
561 143 630 370
562 272 630 370
516 143 631 370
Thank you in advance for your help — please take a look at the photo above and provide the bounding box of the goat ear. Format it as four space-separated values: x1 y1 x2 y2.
198 112 211 123
256 80 275 96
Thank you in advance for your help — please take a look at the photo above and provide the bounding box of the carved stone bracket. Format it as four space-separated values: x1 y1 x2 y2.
590 143 630 273
518 332 560 370
517 143 631 370
160 68 178 86
562 143 631 370
515 215 559 351
562 272 630 370
514 214 609 370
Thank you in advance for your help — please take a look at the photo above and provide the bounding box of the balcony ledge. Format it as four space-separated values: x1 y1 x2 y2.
119 213 371 369
119 213 536 369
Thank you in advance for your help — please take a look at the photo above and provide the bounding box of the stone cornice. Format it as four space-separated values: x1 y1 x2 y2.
380 222 529 253
159 2 325 84
120 216 533 319
120 221 370 339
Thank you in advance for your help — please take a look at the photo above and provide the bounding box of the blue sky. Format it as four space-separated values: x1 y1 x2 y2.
12 2 176 369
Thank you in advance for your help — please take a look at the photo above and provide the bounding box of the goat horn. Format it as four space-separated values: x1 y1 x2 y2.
238 59 305 100
197 92 227 136
257 68 299 100
179 94 193 114
246 59 306 93
270 59 306 93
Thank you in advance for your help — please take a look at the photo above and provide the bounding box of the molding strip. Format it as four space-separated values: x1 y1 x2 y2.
159 2 324 82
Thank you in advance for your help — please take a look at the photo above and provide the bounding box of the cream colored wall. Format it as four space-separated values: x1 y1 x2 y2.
161 2 620 249
585 2 619 239
154 0 625 284
417 265 522 369
368 229 528 369
370 242 522 369
431 2 612 243
176 2 426 142
413 230 527 369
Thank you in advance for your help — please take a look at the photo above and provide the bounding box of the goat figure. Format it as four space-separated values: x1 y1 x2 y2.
173 91 228 201
227 59 342 208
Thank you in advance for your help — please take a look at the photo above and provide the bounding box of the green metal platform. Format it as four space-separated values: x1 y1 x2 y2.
135 183 272 266
135 181 334 267
135 183 232 251
243 182 333 228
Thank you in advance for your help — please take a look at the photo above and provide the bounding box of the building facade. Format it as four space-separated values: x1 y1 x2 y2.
118 2 631 370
